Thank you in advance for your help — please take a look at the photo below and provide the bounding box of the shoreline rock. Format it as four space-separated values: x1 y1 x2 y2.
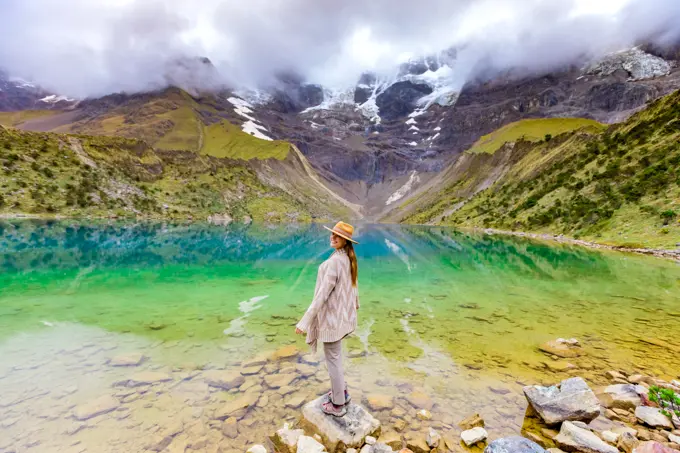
523 377 601 425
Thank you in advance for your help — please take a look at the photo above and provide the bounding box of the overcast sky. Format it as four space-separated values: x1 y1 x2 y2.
0 0 679 97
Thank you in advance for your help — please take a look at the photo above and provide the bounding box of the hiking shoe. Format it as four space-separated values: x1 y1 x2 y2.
326 389 351 404
321 401 347 417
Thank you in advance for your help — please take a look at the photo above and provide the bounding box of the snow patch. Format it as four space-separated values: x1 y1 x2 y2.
232 88 273 106
39 94 73 104
405 118 417 125
409 141 418 146
434 126 441 131
242 121 273 141
386 171 420 205
409 125 420 131
228 97 273 141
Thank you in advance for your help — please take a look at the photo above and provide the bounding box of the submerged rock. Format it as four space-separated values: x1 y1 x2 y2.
73 395 120 421
459 413 485 430
635 407 673 429
126 371 172 387
109 352 145 367
555 421 619 453
247 445 267 453
523 377 600 425
366 394 394 411
213 393 259 420
427 428 441 448
300 396 381 452
484 436 547 453
462 427 489 446
539 340 583 358
203 370 245 390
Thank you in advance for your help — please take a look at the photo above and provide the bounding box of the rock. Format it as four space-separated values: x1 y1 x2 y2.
405 392 433 411
459 413 485 430
525 433 550 448
271 345 300 361
73 395 120 420
271 424 304 453
109 353 145 367
264 373 297 389
618 432 640 453
127 371 172 387
606 371 627 381
296 364 317 378
214 393 259 420
366 436 377 445
221 417 239 439
367 394 394 411
635 407 673 429
285 394 307 409
416 410 432 421
633 441 680 453
406 437 430 453
598 385 642 410
542 429 560 440
462 427 489 446
380 432 403 450
539 340 582 358
485 437 547 453
300 396 381 452
523 377 601 425
628 375 654 385
601 432 619 444
549 449 568 453
64 422 89 435
393 419 407 432
297 435 325 453
545 362 578 372
555 421 618 453
241 365 264 376
368 444 394 453
247 445 267 453
427 428 441 448
669 434 680 445
203 370 245 390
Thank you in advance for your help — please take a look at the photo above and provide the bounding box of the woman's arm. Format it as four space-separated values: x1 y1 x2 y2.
296 259 339 333
355 283 360 310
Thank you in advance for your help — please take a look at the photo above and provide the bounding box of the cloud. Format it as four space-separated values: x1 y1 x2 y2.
0 0 679 98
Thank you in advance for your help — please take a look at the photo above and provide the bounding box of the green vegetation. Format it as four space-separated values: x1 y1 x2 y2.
202 120 290 160
0 110 57 127
468 118 605 154
0 125 345 222
649 385 680 418
400 91 680 249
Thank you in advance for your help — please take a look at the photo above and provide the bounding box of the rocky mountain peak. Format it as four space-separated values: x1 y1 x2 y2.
583 47 673 81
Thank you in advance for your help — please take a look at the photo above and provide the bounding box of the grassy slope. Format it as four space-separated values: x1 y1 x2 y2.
202 120 290 160
468 118 605 154
0 110 58 127
0 125 347 222
399 92 680 249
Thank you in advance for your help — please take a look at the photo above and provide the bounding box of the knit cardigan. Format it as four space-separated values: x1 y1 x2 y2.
296 248 359 352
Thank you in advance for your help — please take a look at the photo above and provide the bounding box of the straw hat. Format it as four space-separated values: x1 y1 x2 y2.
323 221 359 244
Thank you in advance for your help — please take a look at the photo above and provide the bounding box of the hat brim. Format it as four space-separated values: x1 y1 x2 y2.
323 225 359 244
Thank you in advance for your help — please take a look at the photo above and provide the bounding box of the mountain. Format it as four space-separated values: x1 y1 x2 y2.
384 89 680 249
1 45 679 238
0 114 358 222
0 70 77 111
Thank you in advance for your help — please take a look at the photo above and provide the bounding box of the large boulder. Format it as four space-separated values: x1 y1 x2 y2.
597 385 642 410
555 422 618 453
555 421 619 453
523 377 601 425
484 436 547 453
299 396 381 453
635 407 673 429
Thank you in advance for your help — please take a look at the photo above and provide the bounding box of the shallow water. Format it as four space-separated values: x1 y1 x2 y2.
1 220 679 452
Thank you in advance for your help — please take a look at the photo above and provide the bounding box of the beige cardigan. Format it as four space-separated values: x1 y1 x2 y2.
296 249 359 352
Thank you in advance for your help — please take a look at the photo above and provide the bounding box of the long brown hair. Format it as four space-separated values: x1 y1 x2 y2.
343 241 358 287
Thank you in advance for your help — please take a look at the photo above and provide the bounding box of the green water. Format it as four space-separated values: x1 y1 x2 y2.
1 220 679 452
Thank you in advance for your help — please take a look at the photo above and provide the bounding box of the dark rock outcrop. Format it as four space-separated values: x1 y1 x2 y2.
376 81 433 120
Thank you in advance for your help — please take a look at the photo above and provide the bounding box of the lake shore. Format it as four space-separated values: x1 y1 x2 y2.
476 228 680 262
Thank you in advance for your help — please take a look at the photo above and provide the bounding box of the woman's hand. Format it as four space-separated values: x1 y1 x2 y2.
295 327 304 335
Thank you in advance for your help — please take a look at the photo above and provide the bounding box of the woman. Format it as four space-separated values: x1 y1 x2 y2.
295 221 360 417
